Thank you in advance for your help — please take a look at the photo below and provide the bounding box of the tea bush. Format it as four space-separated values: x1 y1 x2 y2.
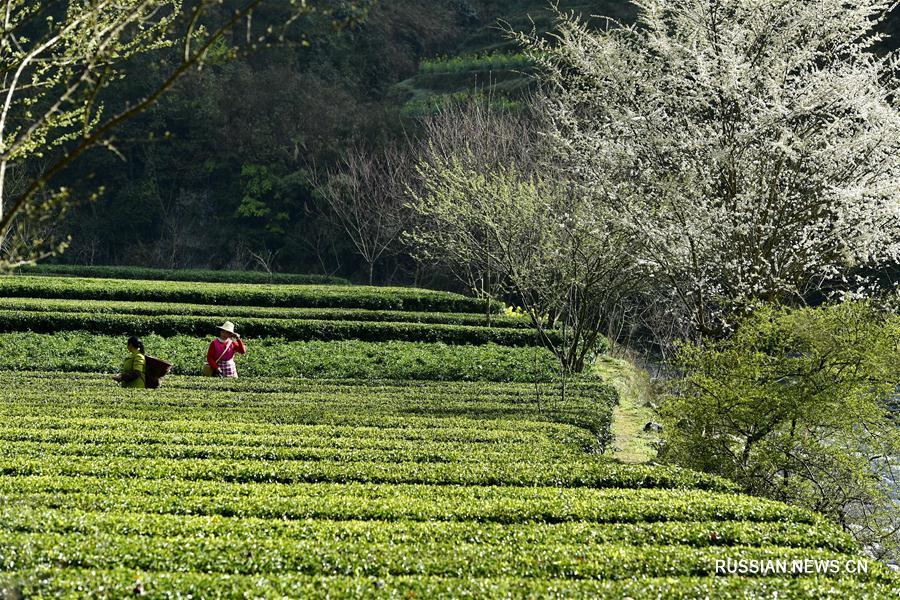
0 373 894 597
0 276 497 312
0 273 894 597
15 264 349 285
0 310 547 345
0 297 531 328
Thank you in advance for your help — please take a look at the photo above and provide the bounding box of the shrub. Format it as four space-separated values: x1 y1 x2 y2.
659 302 900 559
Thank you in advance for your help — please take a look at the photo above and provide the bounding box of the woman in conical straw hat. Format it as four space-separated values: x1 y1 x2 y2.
205 321 247 378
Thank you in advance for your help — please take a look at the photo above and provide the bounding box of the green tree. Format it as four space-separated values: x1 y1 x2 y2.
660 302 900 557
408 102 641 374
0 0 366 268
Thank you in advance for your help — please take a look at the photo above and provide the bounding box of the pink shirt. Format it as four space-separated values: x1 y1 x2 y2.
206 337 246 369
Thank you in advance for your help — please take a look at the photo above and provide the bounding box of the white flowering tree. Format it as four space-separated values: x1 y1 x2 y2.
520 0 900 336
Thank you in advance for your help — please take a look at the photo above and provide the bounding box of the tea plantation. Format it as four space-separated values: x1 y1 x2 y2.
0 272 897 598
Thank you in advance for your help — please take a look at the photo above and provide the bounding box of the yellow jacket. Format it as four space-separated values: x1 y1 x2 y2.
120 351 146 389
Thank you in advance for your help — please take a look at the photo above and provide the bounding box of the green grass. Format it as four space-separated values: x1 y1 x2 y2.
0 332 558 381
595 355 659 464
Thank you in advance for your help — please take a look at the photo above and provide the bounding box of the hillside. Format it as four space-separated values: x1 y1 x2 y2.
56 1 639 276
25 0 900 280
1 269 897 596
391 1 638 116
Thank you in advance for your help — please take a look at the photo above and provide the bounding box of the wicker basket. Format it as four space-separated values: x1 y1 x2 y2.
145 355 173 389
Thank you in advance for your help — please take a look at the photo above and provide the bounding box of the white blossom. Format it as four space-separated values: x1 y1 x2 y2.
520 0 900 334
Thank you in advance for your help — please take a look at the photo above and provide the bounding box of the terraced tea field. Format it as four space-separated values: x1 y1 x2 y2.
0 271 897 598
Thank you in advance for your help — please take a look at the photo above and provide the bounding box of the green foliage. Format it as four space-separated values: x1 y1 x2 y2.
237 164 278 218
0 297 531 328
660 302 900 557
236 164 314 235
0 333 557 382
1 0 363 269
17 264 348 285
0 372 894 597
3 534 881 582
0 0 180 203
0 276 497 312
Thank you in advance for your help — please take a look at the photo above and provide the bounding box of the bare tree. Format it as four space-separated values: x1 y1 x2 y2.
152 190 215 268
419 95 536 176
318 143 413 284
248 246 281 275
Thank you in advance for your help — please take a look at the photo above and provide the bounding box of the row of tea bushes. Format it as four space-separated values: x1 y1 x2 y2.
4 570 896 599
2 375 616 451
2 507 857 553
15 263 349 285
0 276 499 313
3 532 882 582
0 375 614 458
0 310 549 346
5 455 752 491
0 372 893 598
0 333 558 382
0 297 531 328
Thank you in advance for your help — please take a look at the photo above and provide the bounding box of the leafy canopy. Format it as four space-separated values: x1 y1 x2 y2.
661 302 900 556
